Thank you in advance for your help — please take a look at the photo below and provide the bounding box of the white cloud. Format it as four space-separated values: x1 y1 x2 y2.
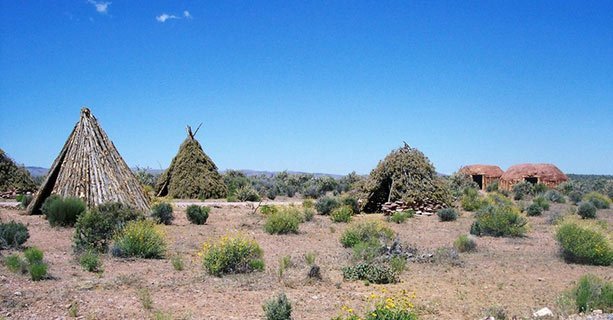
156 10 192 23
87 0 110 14
183 10 192 19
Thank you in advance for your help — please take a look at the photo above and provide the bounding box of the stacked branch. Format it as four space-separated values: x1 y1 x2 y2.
28 107 150 214
0 148 37 198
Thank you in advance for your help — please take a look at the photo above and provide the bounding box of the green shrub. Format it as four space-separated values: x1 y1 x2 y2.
186 205 210 225
46 196 86 227
454 234 477 253
302 199 314 209
0 221 29 248
171 254 184 271
4 254 26 273
19 194 33 209
485 192 514 207
24 247 43 264
461 188 484 211
79 250 103 273
526 203 543 216
260 205 279 215
340 220 394 248
263 293 292 320
236 185 261 202
29 262 48 281
533 196 550 210
96 202 145 227
577 202 597 219
342 261 398 284
569 191 583 204
351 240 382 262
264 209 300 234
315 196 341 215
330 206 353 223
389 210 414 224
534 183 548 195
200 234 264 276
113 220 166 259
545 189 566 203
573 274 613 313
583 192 611 209
41 194 61 217
486 180 499 192
470 204 528 237
513 181 534 200
437 208 458 221
300 207 314 222
332 290 418 320
341 196 359 214
151 202 174 225
556 222 612 266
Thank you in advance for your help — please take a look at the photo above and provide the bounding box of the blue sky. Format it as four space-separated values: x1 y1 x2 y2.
1 1 612 175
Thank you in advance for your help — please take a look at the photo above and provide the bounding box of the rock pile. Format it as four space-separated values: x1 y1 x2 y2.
381 199 445 216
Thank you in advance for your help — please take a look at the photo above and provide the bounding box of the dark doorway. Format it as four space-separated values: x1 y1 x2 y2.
472 175 483 190
525 177 538 184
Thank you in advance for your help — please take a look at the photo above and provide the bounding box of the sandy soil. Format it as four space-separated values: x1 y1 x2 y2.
1 203 611 320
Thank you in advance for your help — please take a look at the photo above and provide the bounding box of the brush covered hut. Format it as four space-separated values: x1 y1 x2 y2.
0 148 37 198
500 163 568 190
459 164 504 190
156 125 227 199
358 143 452 214
27 108 150 214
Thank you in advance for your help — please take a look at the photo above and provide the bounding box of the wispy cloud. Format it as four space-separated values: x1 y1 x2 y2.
156 10 192 23
87 0 111 14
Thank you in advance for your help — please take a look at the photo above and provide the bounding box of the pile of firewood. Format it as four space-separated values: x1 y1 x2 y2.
381 199 445 216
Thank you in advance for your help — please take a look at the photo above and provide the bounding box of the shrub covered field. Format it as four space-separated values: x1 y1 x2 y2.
0 199 611 319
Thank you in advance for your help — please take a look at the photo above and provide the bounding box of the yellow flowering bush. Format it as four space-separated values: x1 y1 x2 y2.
333 288 418 320
112 220 166 259
556 218 612 266
199 233 264 276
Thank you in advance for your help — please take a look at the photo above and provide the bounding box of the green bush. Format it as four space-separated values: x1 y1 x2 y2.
171 254 184 271
485 180 499 192
534 183 548 195
41 194 61 217
264 209 300 234
46 196 86 227
0 221 29 248
332 290 418 320
113 220 166 259
19 194 33 209
330 206 353 223
573 274 612 313
437 208 458 221
150 202 174 225
454 234 477 253
260 205 279 215
340 220 394 248
315 196 341 215
24 247 43 264
533 196 550 211
200 234 264 276
302 208 315 222
569 191 583 204
236 185 261 202
461 188 484 211
470 204 528 237
29 262 48 281
389 210 414 224
583 192 611 209
526 203 543 216
341 196 360 214
186 205 210 225
577 202 597 219
545 189 566 203
556 222 612 266
263 292 292 320
513 181 534 200
79 250 103 273
4 254 26 273
302 199 314 209
342 261 398 284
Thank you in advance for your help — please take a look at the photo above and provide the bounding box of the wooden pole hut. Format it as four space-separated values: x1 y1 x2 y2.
500 163 568 191
459 164 504 190
155 125 227 199
27 107 150 214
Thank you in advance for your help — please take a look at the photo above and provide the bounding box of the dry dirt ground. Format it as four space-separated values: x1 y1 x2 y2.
1 202 611 320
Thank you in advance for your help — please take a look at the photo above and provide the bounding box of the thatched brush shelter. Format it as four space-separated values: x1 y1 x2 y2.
500 163 568 190
27 108 150 214
358 143 451 213
459 164 503 190
156 125 227 199
0 148 37 198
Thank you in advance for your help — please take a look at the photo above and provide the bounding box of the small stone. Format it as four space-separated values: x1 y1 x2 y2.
311 295 318 300
592 309 602 314
533 307 553 318
14 291 22 296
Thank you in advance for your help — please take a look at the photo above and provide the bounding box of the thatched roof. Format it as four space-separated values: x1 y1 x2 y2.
27 108 150 214
459 164 504 178
358 143 451 213
501 163 568 183
0 148 37 194
155 125 227 199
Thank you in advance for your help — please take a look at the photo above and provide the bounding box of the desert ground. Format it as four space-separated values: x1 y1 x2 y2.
1 201 611 320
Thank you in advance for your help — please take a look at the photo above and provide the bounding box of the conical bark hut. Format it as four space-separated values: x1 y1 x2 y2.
27 108 150 214
155 125 227 199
